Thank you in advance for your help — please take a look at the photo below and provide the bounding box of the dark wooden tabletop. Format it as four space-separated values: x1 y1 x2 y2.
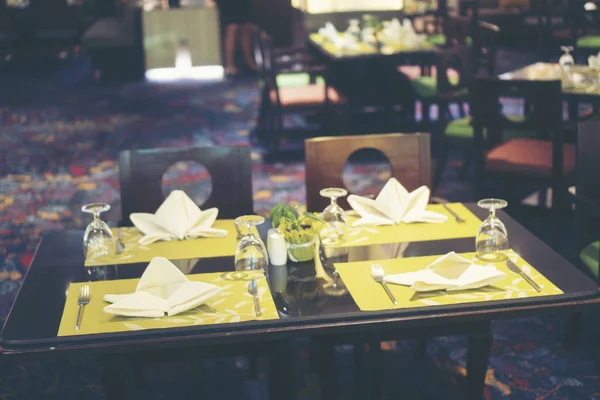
499 63 600 101
2 204 599 357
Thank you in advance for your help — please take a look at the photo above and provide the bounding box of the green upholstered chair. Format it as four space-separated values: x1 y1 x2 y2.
410 44 472 129
577 35 600 49
564 117 600 347
574 117 600 280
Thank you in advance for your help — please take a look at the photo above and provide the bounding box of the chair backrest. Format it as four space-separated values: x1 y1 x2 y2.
434 44 472 96
256 31 282 108
470 77 563 147
443 14 470 47
575 116 600 263
305 133 431 212
119 146 254 224
477 21 500 76
577 116 600 206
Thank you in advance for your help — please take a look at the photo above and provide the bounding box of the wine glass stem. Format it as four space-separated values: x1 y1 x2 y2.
331 197 338 207
490 208 496 219
93 211 101 222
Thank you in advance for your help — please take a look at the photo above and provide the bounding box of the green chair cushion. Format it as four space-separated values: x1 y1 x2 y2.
276 73 325 87
426 34 473 47
577 35 600 49
580 241 600 278
411 76 466 98
444 115 536 140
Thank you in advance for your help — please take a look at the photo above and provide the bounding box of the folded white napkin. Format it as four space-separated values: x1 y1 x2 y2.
588 51 600 70
347 178 447 227
130 190 228 245
104 257 223 318
384 252 507 292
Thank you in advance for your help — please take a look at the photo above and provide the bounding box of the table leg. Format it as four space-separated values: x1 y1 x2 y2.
315 338 336 400
466 324 492 400
102 356 128 400
368 336 382 400
354 342 368 399
268 340 294 400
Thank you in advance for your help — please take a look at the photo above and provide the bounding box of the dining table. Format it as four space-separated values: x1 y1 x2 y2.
307 31 439 122
2 203 600 400
499 62 600 119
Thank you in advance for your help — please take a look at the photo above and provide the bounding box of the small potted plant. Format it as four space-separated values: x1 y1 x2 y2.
269 204 323 262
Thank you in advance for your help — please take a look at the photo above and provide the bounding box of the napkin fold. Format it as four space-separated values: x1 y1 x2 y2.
384 252 507 292
588 51 600 70
347 178 447 227
104 257 223 317
130 190 227 245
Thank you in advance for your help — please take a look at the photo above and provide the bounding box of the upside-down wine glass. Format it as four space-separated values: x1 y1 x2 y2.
318 188 349 293
82 203 115 261
234 215 269 273
475 199 509 262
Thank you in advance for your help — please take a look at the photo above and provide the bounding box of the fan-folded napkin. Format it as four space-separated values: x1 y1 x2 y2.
103 257 223 317
347 178 447 227
130 190 227 245
384 252 507 292
589 51 600 70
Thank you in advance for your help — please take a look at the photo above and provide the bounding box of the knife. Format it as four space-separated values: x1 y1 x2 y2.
506 259 541 292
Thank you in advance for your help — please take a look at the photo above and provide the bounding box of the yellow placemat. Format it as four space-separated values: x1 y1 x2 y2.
85 220 238 267
335 250 563 311
309 33 434 57
58 272 279 337
339 203 481 247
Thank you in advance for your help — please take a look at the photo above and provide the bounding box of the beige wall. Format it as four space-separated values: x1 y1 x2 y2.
142 7 222 69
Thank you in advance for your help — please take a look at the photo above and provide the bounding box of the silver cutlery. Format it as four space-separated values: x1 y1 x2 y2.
371 264 397 305
441 203 466 223
248 279 261 317
75 285 90 331
116 228 125 254
507 259 541 292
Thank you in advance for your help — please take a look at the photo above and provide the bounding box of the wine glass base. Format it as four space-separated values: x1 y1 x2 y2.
476 251 508 263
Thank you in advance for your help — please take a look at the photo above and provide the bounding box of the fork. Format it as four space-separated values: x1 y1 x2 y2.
248 280 261 317
441 203 466 224
371 264 397 305
75 285 90 331
116 228 125 254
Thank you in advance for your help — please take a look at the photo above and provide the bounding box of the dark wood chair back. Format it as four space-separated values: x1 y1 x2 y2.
434 44 472 97
305 133 431 212
478 21 500 76
119 146 254 224
470 77 563 148
575 117 600 251
442 15 470 47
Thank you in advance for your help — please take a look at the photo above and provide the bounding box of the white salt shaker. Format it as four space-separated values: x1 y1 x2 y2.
267 229 288 266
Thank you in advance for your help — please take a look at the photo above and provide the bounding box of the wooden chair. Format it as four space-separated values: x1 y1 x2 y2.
305 133 431 212
410 44 472 129
118 146 253 224
572 0 600 56
255 31 345 152
573 116 600 280
471 77 575 243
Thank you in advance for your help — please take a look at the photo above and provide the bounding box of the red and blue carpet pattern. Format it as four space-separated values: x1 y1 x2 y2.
0 63 599 398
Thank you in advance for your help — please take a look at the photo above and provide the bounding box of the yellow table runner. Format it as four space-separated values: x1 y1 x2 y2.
58 272 278 337
309 33 435 58
85 220 238 267
335 250 563 311
339 203 481 247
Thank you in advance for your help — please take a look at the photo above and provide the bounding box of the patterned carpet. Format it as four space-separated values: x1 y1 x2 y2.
1 51 600 399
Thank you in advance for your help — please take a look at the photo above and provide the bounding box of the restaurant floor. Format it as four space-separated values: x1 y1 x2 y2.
0 47 599 399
